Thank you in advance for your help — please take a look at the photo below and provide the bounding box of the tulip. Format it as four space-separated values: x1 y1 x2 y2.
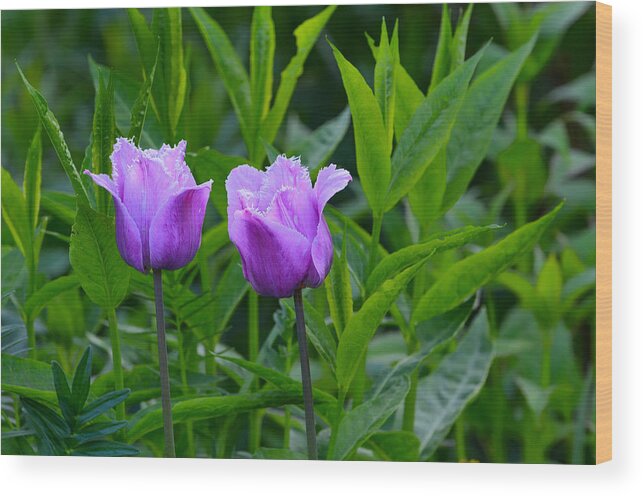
85 138 212 458
226 155 352 298
84 137 212 273
226 155 351 460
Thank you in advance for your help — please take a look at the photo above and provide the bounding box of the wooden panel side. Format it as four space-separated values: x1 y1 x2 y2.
595 0 612 465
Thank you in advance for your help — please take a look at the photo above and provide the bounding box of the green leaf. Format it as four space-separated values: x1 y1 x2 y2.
41 190 76 225
413 202 563 323
1 167 31 258
249 6 275 164
15 63 90 205
127 9 158 77
51 361 74 426
128 44 159 145
374 20 398 152
442 37 535 212
288 107 351 173
78 389 130 425
23 126 42 231
1 353 56 404
497 137 547 217
408 147 447 231
331 375 410 460
428 4 454 92
449 4 473 71
24 275 81 321
190 7 252 144
415 309 493 458
215 355 335 404
330 41 391 216
69 203 130 309
325 226 353 337
71 440 138 457
91 70 116 215
127 389 330 442
208 254 249 338
21 397 70 453
536 253 563 326
283 298 337 371
366 224 501 295
385 45 485 211
369 431 420 462
70 347 92 414
261 6 336 144
151 8 187 140
515 376 554 418
187 147 246 218
336 261 426 394
394 64 424 141
74 421 128 444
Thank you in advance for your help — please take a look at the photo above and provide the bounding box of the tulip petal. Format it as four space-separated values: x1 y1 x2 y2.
229 209 311 298
110 137 141 195
84 171 145 273
153 140 196 190
264 187 319 241
305 216 334 288
314 164 352 209
258 156 312 211
148 181 213 271
225 165 265 218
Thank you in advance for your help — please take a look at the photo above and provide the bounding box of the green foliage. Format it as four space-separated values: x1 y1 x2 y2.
69 204 130 309
13 348 136 456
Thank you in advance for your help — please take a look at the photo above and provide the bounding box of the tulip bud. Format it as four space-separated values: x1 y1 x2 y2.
226 155 351 298
85 138 212 273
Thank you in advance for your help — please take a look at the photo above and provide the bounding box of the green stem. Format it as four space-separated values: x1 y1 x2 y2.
283 333 293 449
541 327 552 389
177 323 195 457
293 288 317 460
327 390 345 460
515 82 529 140
152 269 176 458
248 291 261 453
402 336 419 432
107 308 125 421
25 316 37 361
367 212 383 276
455 415 466 461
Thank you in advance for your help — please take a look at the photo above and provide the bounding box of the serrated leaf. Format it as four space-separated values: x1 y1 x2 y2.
69 203 130 309
15 64 90 205
385 45 485 211
413 202 563 323
332 375 410 460
366 224 501 294
330 41 390 216
415 309 493 458
442 37 535 212
262 6 336 144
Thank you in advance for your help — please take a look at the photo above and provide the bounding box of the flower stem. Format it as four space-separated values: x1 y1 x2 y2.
152 269 176 458
248 291 261 453
293 289 317 460
107 308 125 421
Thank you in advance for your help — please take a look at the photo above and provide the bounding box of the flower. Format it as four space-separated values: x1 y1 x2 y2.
226 155 352 298
84 138 212 273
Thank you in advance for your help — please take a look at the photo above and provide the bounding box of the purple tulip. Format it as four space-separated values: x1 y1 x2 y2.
84 138 212 273
226 155 352 298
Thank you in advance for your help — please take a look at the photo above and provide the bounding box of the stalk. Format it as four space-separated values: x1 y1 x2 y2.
177 322 195 457
107 308 125 421
293 289 317 460
367 212 383 276
248 291 261 452
152 269 176 458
